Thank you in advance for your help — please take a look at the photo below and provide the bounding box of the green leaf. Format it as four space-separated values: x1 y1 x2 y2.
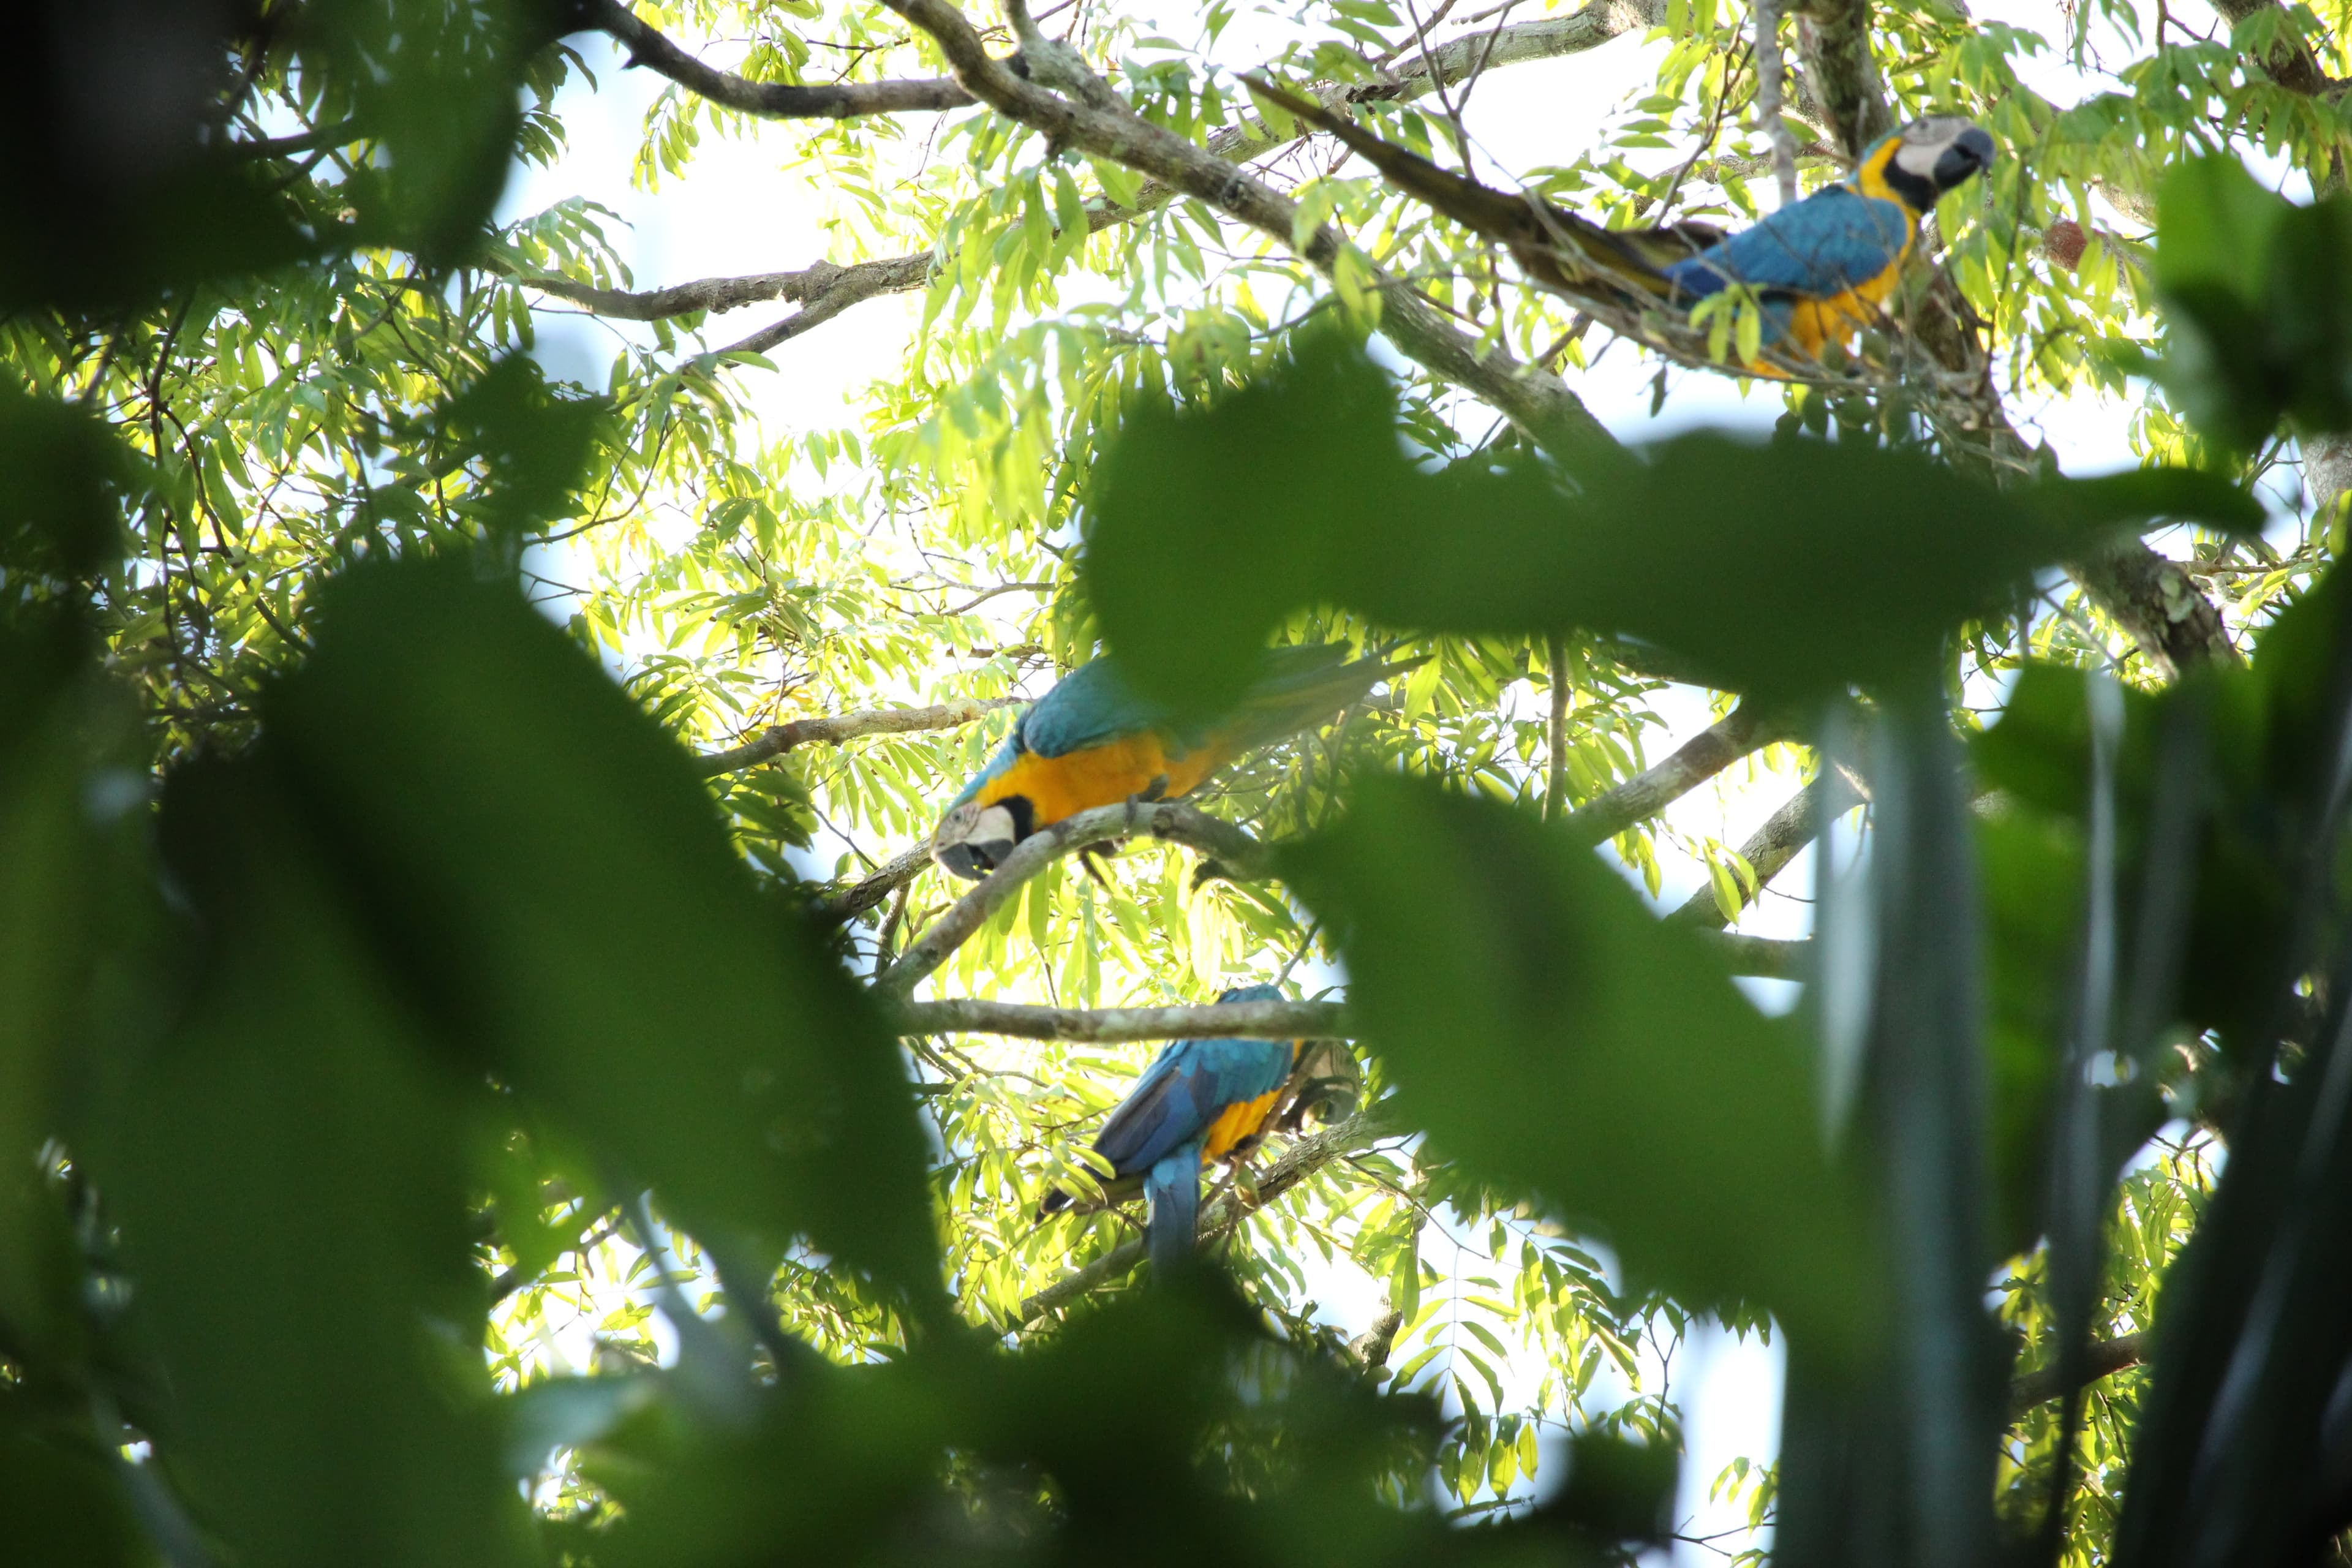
260 555 940 1305
1085 334 2250 711
435 356 612 537
0 388 130 581
106 761 529 1568
2149 154 2352 450
299 0 540 264
1281 774 1881 1351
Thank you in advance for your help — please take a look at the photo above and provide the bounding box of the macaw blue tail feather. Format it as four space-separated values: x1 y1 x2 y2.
1145 1142 1203 1279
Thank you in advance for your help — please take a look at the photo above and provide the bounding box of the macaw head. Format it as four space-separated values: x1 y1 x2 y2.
1872 116 1996 213
930 794 1032 880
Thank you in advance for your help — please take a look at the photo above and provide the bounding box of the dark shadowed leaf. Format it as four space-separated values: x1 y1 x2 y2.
570 1277 1612 1568
1542 1430 1678 1545
261 555 938 1303
105 759 532 1568
2148 154 2352 451
0 2 314 309
1086 337 2256 713
295 0 554 265
0 390 131 584
0 1404 150 1568
0 605 154 1387
2103 570 2352 1568
436 355 613 538
1280 773 1880 1351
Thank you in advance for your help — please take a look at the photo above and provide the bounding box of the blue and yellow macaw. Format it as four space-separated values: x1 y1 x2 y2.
1038 984 1298 1276
929 644 1397 881
1246 78 1992 373
1655 118 1997 361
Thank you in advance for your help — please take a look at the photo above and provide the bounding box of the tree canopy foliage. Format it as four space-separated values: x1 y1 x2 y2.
12 1 2352 1566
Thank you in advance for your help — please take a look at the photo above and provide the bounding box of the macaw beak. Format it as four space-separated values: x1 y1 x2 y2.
930 798 1024 881
1936 126 1996 190
935 836 1011 881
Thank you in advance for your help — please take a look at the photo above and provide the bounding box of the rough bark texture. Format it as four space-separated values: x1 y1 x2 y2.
587 0 972 118
696 695 1018 775
1795 0 1893 160
2210 0 2334 97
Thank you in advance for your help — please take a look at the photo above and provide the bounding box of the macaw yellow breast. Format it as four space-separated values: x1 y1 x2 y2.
1200 1088 1286 1164
975 733 1231 829
1782 263 1906 357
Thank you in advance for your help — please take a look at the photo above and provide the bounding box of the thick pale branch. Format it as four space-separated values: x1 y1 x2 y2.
876 800 1269 995
900 995 1346 1041
1564 701 1797 847
718 268 925 353
904 930 1806 1039
523 255 929 322
698 695 1019 775
582 0 972 118
1711 932 1809 979
2072 536 2237 675
1014 1107 1392 1324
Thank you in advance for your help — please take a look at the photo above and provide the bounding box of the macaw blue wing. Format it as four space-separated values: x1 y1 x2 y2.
944 657 1196 812
1663 185 1912 302
1038 984 1300 1268
1017 657 1189 759
1091 1044 1215 1175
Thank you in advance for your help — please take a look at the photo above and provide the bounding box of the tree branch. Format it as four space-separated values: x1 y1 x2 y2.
875 799 1270 995
1013 1106 1393 1324
2008 1330 2149 1419
1665 771 1862 928
903 931 1806 1040
697 695 1020 775
230 116 369 159
811 842 935 925
2072 535 2237 676
521 254 929 323
899 995 1346 1041
581 0 973 119
1563 701 1798 848
1710 932 1809 978
2211 0 2335 97
543 0 1646 456
1794 0 1893 161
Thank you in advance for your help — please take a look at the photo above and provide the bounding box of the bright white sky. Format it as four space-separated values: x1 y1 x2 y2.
494 1 2245 1556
